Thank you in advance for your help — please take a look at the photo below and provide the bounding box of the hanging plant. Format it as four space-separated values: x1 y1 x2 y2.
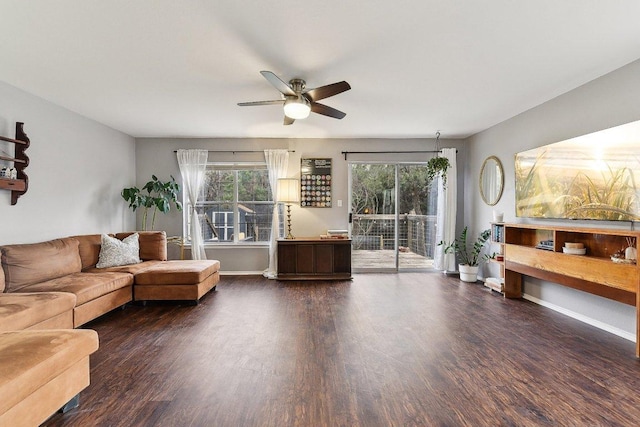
426 156 450 188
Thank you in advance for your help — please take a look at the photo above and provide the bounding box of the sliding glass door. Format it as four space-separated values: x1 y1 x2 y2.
349 162 437 271
350 164 397 270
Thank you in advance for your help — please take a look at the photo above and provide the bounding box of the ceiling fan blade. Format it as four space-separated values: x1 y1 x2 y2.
311 102 346 119
237 100 284 107
304 81 351 102
284 116 295 125
260 71 296 96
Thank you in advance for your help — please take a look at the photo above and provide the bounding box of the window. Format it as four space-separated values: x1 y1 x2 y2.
184 163 281 244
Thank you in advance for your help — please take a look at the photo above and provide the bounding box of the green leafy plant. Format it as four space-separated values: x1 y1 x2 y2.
121 175 182 230
482 251 498 263
426 156 450 188
439 227 491 266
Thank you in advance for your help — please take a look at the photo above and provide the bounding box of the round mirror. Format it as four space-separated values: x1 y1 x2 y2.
479 156 504 206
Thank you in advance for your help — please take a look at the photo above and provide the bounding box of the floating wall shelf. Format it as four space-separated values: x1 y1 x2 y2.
0 122 30 205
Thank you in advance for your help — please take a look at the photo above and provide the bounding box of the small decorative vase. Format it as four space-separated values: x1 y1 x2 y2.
625 246 637 261
459 264 479 282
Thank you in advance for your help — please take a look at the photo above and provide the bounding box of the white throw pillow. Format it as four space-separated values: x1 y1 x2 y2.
96 233 142 268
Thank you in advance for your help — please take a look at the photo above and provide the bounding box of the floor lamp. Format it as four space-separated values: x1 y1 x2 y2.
277 178 299 239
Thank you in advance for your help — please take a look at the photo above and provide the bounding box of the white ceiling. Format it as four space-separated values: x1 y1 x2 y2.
1 1 640 139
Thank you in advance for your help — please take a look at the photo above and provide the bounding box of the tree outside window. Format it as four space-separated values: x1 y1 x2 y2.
184 164 282 244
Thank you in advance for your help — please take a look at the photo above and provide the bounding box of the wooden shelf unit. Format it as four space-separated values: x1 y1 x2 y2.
486 222 505 293
504 223 640 356
277 238 352 280
0 122 30 205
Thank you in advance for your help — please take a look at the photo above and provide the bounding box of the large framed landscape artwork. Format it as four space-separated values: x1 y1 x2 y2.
515 120 640 221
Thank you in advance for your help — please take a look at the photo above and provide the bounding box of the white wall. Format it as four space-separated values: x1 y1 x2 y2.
0 81 136 245
466 58 640 340
135 137 466 271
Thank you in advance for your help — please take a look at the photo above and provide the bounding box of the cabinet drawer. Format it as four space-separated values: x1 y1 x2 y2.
296 244 315 274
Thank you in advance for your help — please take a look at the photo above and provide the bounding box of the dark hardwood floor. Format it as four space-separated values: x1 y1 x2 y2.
45 273 640 427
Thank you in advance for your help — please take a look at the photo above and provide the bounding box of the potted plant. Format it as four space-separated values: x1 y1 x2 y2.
439 226 491 282
426 156 450 188
121 175 182 230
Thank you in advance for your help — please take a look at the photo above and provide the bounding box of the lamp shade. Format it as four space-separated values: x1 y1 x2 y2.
283 97 311 120
277 178 300 203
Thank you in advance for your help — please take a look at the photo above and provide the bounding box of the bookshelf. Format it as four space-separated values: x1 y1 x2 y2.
504 223 640 357
485 223 505 294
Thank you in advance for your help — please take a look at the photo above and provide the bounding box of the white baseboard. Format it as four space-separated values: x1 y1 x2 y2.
219 271 264 276
523 293 636 343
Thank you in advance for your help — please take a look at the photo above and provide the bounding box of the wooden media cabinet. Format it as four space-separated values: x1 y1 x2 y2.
277 238 352 280
503 223 640 356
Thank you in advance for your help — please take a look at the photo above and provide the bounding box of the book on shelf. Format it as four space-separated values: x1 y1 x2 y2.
535 240 554 251
485 277 504 292
327 229 348 235
491 223 504 243
321 229 349 239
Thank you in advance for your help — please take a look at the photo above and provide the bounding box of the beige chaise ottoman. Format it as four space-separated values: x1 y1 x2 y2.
0 292 76 331
133 260 220 303
0 329 99 427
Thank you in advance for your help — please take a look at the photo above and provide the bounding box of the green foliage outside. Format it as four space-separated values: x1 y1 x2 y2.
351 164 438 216
203 169 271 202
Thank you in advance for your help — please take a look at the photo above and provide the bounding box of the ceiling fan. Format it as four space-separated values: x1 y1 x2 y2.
238 71 351 125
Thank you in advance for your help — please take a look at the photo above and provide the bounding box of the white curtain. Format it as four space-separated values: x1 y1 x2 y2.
263 149 290 278
177 149 208 260
433 148 457 272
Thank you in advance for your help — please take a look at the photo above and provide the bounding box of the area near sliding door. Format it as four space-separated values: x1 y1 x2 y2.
349 162 438 272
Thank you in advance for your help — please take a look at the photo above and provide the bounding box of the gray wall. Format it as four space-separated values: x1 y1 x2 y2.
466 58 640 340
135 137 466 272
0 81 136 245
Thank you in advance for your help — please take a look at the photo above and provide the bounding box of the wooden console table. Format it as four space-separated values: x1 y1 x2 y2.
277 238 352 280
503 223 640 356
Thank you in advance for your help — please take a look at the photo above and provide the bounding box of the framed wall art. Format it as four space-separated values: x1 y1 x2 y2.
515 119 640 221
300 158 332 208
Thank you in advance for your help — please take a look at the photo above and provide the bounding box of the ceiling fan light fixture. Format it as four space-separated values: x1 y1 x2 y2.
283 96 311 119
239 71 350 124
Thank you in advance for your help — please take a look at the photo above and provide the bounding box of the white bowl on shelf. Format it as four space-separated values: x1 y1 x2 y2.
564 242 584 249
562 247 586 255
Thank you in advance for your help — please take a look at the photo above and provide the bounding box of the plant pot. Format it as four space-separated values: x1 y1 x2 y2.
459 264 479 282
